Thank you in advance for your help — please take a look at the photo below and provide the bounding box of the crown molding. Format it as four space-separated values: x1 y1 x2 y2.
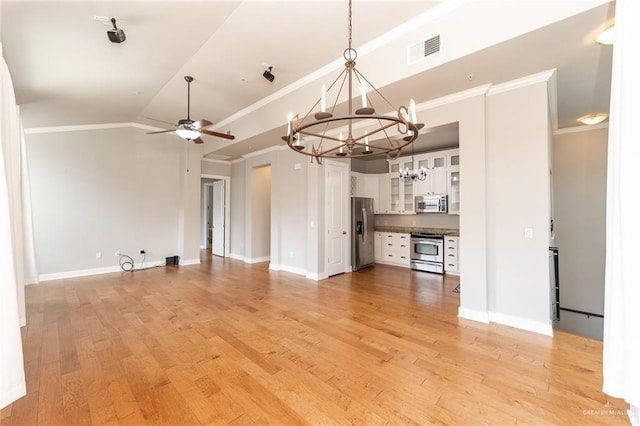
487 69 556 96
24 121 164 135
418 84 492 111
554 122 609 135
201 157 231 165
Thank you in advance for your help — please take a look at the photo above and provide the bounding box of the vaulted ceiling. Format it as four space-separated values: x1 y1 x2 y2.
1 1 614 161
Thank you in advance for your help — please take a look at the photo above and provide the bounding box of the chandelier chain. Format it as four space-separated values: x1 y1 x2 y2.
348 0 352 51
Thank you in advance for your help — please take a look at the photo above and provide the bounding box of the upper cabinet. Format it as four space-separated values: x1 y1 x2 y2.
447 149 460 215
414 151 448 195
388 158 415 214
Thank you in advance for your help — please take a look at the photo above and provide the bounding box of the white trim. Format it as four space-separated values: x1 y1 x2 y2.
24 121 165 134
231 157 246 164
554 122 609 135
488 311 554 337
269 263 307 277
458 307 490 324
0 385 26 412
306 271 329 281
229 253 246 261
38 260 166 282
241 145 283 159
547 69 558 133
179 259 200 266
201 157 231 165
199 245 206 250
245 256 270 264
200 174 231 259
419 84 491 111
487 69 556 97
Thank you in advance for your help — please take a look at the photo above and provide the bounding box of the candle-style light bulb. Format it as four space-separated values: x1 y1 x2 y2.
364 131 369 147
339 132 344 153
321 85 326 113
360 82 367 108
410 99 417 123
287 113 293 136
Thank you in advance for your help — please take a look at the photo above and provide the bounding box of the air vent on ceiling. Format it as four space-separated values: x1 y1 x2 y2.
408 34 441 65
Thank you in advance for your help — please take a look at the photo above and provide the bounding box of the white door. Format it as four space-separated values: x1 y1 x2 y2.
326 161 348 276
212 180 225 257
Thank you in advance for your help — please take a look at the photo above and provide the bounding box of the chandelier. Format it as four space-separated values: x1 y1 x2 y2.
282 0 424 164
399 139 427 182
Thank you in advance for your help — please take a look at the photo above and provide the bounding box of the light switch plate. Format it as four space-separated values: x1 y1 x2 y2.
524 228 533 239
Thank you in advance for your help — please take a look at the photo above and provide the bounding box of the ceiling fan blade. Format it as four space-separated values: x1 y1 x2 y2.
146 129 176 135
201 129 235 140
192 137 204 144
142 116 178 127
193 119 213 129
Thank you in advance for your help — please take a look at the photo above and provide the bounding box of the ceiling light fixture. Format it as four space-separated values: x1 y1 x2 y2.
596 25 614 45
399 139 427 183
175 125 201 140
282 0 424 164
577 113 608 125
263 66 275 83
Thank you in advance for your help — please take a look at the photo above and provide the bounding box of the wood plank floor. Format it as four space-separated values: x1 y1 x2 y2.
2 253 630 425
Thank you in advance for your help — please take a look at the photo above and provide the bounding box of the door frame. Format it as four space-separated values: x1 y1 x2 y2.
201 174 231 258
202 182 214 249
324 159 350 276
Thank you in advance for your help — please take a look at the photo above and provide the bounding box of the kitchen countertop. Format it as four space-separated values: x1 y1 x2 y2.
374 226 459 237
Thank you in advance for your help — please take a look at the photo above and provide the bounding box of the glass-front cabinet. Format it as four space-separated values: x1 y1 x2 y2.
388 159 415 214
448 149 460 214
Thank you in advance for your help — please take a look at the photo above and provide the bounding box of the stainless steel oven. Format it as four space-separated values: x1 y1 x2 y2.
410 233 444 273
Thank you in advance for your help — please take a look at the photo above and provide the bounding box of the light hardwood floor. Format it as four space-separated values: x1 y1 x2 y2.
1 253 630 425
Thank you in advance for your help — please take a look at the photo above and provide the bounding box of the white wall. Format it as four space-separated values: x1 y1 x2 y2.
250 165 271 261
25 127 198 277
486 79 552 332
201 158 231 176
230 160 245 259
553 126 607 339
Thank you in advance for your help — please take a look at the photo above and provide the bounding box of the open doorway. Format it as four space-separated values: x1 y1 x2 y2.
200 175 230 258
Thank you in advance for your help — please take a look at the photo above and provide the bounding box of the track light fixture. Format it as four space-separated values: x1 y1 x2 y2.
107 18 126 43
263 66 275 83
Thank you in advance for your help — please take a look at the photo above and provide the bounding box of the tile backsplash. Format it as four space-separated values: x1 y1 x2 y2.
374 213 459 230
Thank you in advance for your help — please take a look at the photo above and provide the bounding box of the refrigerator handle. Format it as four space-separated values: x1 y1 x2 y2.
362 207 368 244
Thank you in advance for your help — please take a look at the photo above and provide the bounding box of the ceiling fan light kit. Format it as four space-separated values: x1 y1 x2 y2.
282 0 423 164
146 75 235 143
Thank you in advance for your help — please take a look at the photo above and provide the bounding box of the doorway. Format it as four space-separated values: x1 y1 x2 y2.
200 175 230 258
325 160 349 276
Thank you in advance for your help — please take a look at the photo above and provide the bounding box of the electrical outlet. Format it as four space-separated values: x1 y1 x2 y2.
524 228 533 239
96 252 102 259
114 251 120 257
290 251 294 258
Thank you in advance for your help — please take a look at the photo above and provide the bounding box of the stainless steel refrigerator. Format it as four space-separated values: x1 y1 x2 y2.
352 197 375 271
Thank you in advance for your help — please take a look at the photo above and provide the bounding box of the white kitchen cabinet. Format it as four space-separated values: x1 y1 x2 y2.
379 232 410 266
374 232 383 262
447 149 460 215
414 151 448 196
444 235 459 274
376 173 390 214
388 159 415 214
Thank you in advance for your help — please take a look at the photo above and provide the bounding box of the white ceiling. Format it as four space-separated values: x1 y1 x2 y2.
1 1 614 161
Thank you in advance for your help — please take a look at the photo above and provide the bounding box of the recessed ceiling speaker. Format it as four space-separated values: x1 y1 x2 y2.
107 18 126 43
263 66 275 83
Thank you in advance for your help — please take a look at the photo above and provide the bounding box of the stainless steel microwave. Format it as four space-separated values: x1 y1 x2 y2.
415 194 448 213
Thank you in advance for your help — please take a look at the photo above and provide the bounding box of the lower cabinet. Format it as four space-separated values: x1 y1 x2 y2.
375 232 410 267
444 236 459 274
374 232 383 262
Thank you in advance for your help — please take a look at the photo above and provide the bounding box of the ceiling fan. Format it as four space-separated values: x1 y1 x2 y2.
146 75 235 144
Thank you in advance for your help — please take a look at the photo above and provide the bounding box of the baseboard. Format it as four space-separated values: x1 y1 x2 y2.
489 311 554 336
38 260 166 282
245 256 270 264
458 307 490 324
229 253 245 261
269 263 307 277
305 271 329 281
0 383 26 411
180 259 200 266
